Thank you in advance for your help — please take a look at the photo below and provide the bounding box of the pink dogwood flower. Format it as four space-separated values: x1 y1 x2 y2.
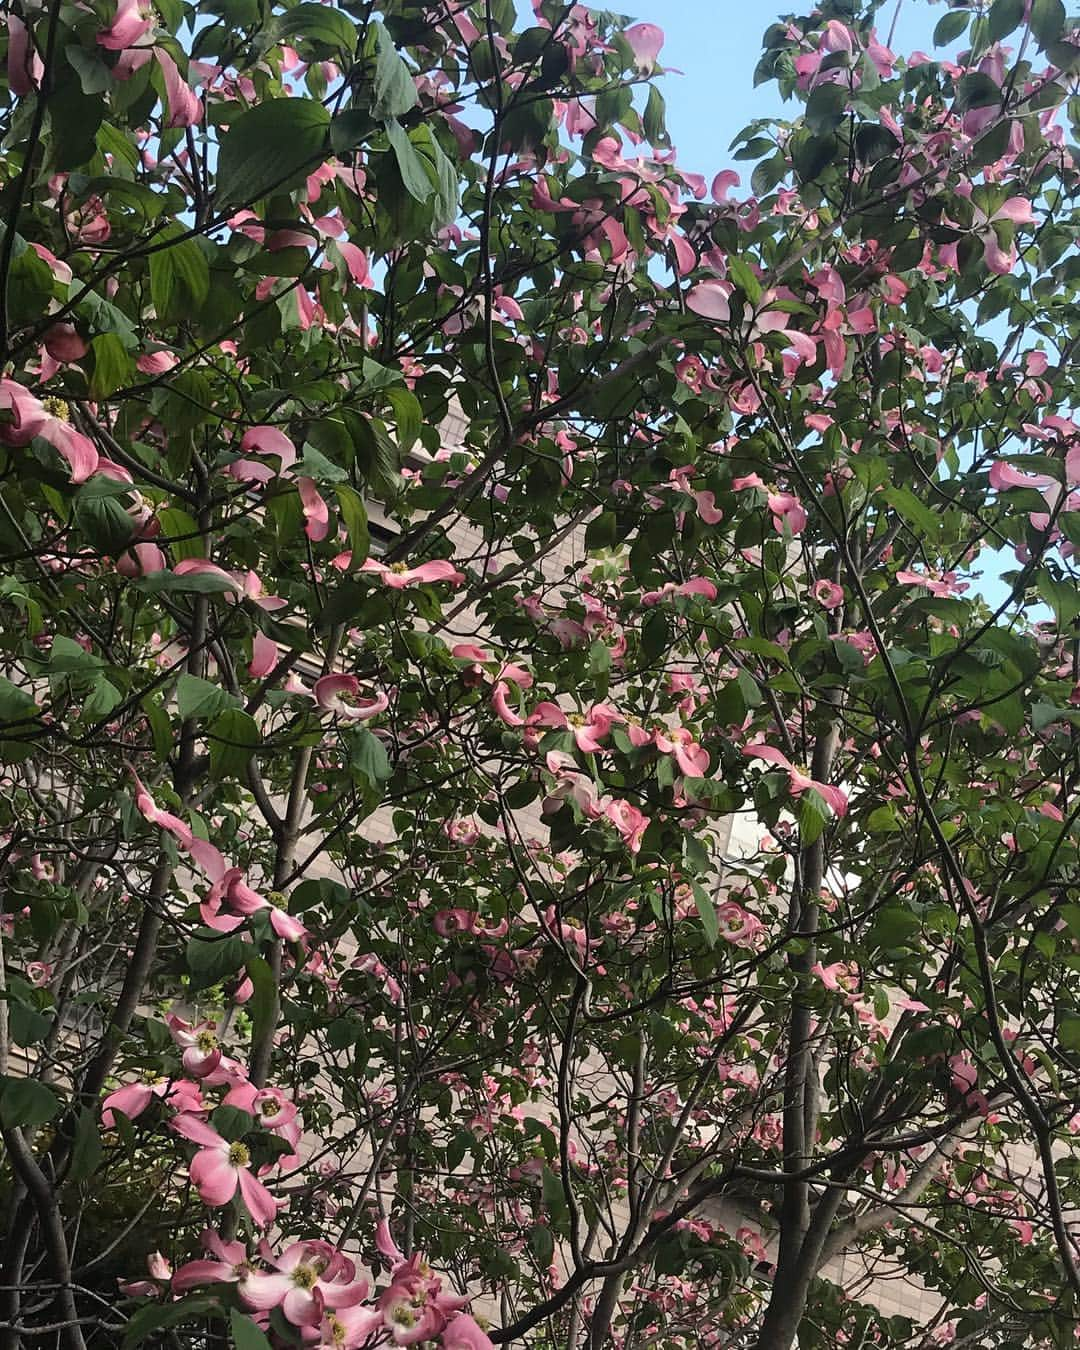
442 1315 495 1350
605 798 649 853
170 1114 278 1227
655 728 710 777
172 560 288 610
641 577 718 605
297 477 330 541
6 15 43 94
96 0 153 50
0 379 100 482
172 1231 254 1294
203 868 307 943
166 1013 224 1078
314 674 389 720
249 631 279 678
102 1075 170 1125
624 22 664 71
741 742 848 817
130 770 228 882
492 680 525 727
812 579 844 609
241 1239 368 1326
155 49 202 127
715 901 766 949
767 492 807 535
359 558 464 588
811 960 860 994
239 425 296 471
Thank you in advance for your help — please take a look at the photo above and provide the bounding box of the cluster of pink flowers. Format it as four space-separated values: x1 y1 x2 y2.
162 1221 492 1349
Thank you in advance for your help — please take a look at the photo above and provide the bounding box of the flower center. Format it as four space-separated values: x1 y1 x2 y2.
196 1030 218 1053
328 1316 345 1346
390 562 409 574
390 1305 416 1327
568 713 584 727
261 1099 281 1117
293 1264 318 1289
43 396 70 420
227 1142 250 1167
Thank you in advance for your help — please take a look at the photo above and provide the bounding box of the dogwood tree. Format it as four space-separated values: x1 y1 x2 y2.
2 0 1080 1347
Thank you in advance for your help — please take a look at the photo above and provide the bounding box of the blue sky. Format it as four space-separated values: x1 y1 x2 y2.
650 2 1023 613
653 2 929 184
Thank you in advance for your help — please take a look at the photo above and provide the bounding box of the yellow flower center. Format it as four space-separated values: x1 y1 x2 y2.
43 397 70 420
262 1099 281 1117
391 1306 416 1327
292 1264 318 1290
196 1030 218 1053
228 1142 250 1167
568 713 584 727
329 1316 345 1346
390 562 409 574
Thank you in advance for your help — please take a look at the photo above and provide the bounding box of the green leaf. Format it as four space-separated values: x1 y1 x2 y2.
868 906 922 952
988 0 1025 42
230 1310 273 1350
540 1165 566 1213
751 153 787 197
69 1106 104 1181
156 507 204 563
854 123 900 165
134 570 237 596
954 72 1002 112
185 930 248 987
1060 1013 1080 1052
528 1225 555 1267
211 1105 254 1142
123 1294 222 1348
177 673 238 721
1030 0 1066 48
0 1077 60 1129
47 78 103 171
1037 570 1080 627
149 233 210 323
726 255 762 305
933 10 970 45
244 955 278 1060
792 131 838 184
66 44 112 95
370 20 418 120
334 485 370 570
804 83 845 133
76 288 138 348
692 882 719 948
866 805 901 834
0 677 39 724
277 4 357 55
385 118 434 202
10 1003 52 1046
88 333 134 400
350 729 391 786
384 386 421 453
208 707 261 779
216 99 330 207
882 486 941 540
643 84 669 147
799 790 830 846
74 484 135 554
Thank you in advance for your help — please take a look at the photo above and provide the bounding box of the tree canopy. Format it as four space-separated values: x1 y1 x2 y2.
2 1 1080 1348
